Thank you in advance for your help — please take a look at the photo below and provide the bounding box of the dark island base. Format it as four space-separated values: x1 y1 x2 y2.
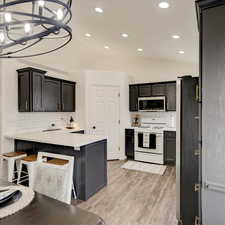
15 139 107 201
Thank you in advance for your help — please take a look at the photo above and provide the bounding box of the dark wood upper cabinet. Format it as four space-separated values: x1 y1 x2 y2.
151 84 166 96
18 68 46 112
129 85 139 112
61 81 76 112
32 71 45 112
18 67 76 112
129 81 176 112
139 84 151 97
44 77 61 112
166 82 176 111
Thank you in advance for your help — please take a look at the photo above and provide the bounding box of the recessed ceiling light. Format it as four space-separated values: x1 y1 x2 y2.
121 33 128 38
172 35 180 39
158 1 170 9
85 33 91 37
178 50 184 54
137 48 143 52
95 7 103 13
104 46 110 49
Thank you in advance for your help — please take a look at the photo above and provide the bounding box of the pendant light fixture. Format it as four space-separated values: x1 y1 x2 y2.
0 0 72 58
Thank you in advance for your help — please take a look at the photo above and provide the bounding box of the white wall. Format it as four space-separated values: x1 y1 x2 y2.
74 56 198 84
0 59 77 154
72 70 130 160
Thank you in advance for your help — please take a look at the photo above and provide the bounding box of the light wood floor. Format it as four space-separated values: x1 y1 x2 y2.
77 160 177 225
0 160 177 225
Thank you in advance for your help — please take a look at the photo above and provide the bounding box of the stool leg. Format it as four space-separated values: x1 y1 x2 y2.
7 158 15 183
28 164 35 189
72 183 77 200
17 161 23 185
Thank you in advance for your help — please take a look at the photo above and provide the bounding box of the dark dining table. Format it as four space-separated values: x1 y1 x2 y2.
0 179 105 225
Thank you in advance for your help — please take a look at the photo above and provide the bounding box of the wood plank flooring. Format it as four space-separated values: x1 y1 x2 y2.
0 159 177 225
77 160 177 225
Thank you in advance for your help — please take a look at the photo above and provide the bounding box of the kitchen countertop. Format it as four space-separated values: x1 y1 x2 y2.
126 127 176 132
5 129 107 149
163 128 176 132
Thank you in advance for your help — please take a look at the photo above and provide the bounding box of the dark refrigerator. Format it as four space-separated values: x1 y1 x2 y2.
176 76 200 225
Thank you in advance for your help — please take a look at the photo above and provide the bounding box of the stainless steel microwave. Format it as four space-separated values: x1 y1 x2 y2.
138 96 166 112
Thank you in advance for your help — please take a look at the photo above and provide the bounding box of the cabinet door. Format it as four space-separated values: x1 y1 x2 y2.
129 85 139 111
18 72 30 112
166 82 176 111
61 81 75 112
139 84 151 97
125 129 134 159
164 133 176 165
151 84 166 96
44 78 61 112
32 72 44 112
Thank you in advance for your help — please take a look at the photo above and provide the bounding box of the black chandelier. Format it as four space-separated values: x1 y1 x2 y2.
0 0 72 58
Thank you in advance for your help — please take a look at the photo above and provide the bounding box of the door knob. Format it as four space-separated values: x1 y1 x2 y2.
92 126 96 129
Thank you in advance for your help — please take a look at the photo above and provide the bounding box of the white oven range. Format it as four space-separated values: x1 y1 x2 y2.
134 119 166 164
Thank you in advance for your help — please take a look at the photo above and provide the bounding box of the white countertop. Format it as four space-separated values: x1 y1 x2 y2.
163 128 176 132
5 129 107 149
126 127 176 132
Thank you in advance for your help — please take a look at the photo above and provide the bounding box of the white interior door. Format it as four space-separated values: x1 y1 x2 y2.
88 85 120 160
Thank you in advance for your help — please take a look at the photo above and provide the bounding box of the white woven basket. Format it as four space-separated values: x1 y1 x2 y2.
0 185 35 219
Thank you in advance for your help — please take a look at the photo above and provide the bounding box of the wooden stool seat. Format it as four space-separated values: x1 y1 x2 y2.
3 152 26 158
2 152 27 183
21 155 37 162
47 159 69 166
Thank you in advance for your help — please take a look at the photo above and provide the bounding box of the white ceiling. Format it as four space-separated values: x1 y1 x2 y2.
69 0 198 64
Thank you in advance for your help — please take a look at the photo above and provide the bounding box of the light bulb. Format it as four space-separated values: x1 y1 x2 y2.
85 33 91 37
4 13 12 23
38 0 45 7
56 8 63 20
95 8 103 13
0 32 5 43
137 48 143 52
121 33 128 38
159 2 170 9
24 23 31 33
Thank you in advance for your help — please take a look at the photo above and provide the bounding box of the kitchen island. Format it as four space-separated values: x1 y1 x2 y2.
6 129 107 201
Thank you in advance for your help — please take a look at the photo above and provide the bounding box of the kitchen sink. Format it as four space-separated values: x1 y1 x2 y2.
42 129 62 132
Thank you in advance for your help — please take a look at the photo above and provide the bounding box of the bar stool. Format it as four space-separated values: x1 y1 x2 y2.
17 154 38 188
47 158 77 199
33 152 76 204
2 152 27 183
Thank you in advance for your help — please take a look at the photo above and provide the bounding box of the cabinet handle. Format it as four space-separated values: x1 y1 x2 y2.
62 103 64 111
25 101 28 111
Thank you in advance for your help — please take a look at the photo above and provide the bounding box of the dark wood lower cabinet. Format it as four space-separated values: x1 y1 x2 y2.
164 131 176 165
125 129 134 160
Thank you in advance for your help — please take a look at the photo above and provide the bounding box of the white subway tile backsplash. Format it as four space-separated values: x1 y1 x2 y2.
4 112 76 134
130 111 176 129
